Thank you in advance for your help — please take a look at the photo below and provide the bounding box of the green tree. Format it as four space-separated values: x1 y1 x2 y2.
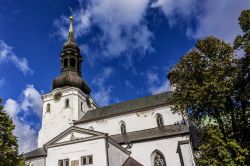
234 9 250 146
168 36 237 136
197 126 248 166
0 98 26 166
168 36 249 165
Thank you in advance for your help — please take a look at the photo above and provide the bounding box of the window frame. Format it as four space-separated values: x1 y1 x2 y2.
58 158 69 166
46 103 51 112
81 102 83 111
81 155 93 166
65 99 70 108
156 114 164 128
70 58 76 68
151 150 166 166
64 58 68 67
120 122 126 135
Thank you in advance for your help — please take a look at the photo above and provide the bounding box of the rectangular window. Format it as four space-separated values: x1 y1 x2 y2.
58 159 69 166
81 155 93 165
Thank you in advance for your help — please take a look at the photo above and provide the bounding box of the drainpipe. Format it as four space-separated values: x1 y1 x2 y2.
105 135 110 166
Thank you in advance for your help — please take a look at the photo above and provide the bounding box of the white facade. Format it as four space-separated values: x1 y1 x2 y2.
77 105 183 135
38 87 97 147
129 137 194 166
27 86 195 166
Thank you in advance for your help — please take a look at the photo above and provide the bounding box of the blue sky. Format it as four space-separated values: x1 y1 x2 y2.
0 0 249 153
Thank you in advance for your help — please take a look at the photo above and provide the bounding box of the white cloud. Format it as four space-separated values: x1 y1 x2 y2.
149 80 171 94
146 70 170 94
191 0 250 42
0 40 33 75
92 67 114 106
54 0 153 61
147 71 159 85
4 85 42 153
151 0 250 42
151 0 197 26
20 85 43 117
0 78 6 87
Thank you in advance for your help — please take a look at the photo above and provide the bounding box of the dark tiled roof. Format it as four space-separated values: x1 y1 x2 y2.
23 147 46 159
123 157 143 166
111 124 189 144
76 92 173 124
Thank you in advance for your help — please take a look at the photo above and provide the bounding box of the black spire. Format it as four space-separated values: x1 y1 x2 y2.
52 16 91 94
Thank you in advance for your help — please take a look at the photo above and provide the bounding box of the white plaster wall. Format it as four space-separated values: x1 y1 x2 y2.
46 138 108 166
38 87 96 147
108 143 128 166
57 132 93 143
128 136 191 166
26 157 45 166
77 106 183 135
180 143 195 166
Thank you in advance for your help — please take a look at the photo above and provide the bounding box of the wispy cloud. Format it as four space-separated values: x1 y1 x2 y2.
4 85 42 153
146 70 170 94
0 40 33 75
53 0 153 64
151 0 250 42
0 78 6 87
189 0 250 42
92 67 114 106
151 0 197 26
125 80 134 89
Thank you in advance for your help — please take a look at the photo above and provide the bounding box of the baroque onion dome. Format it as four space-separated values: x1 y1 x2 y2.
52 16 91 94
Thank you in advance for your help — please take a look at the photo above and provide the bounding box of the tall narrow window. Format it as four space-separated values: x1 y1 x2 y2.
58 159 69 166
81 102 83 111
64 58 68 67
65 99 69 108
152 150 166 166
121 122 126 134
81 155 93 165
70 58 76 67
46 103 51 112
156 114 164 128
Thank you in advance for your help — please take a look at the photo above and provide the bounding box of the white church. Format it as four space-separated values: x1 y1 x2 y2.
24 16 196 166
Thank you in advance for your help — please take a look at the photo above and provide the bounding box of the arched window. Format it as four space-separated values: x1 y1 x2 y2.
65 99 69 108
120 122 126 134
156 114 164 128
46 103 51 112
64 58 68 67
89 126 94 131
152 150 166 166
70 58 76 67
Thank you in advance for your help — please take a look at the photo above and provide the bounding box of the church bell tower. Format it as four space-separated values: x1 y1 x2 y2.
38 16 97 147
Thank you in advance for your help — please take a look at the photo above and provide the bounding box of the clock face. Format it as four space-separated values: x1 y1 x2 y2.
54 92 62 101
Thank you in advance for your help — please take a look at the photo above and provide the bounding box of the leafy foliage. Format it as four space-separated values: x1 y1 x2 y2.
0 98 26 166
197 126 248 166
168 10 250 164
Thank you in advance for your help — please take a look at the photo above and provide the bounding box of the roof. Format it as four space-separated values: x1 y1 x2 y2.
23 147 46 159
24 124 189 160
76 91 173 124
111 123 189 144
123 157 143 166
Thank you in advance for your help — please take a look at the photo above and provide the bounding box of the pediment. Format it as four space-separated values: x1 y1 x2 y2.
45 126 106 146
